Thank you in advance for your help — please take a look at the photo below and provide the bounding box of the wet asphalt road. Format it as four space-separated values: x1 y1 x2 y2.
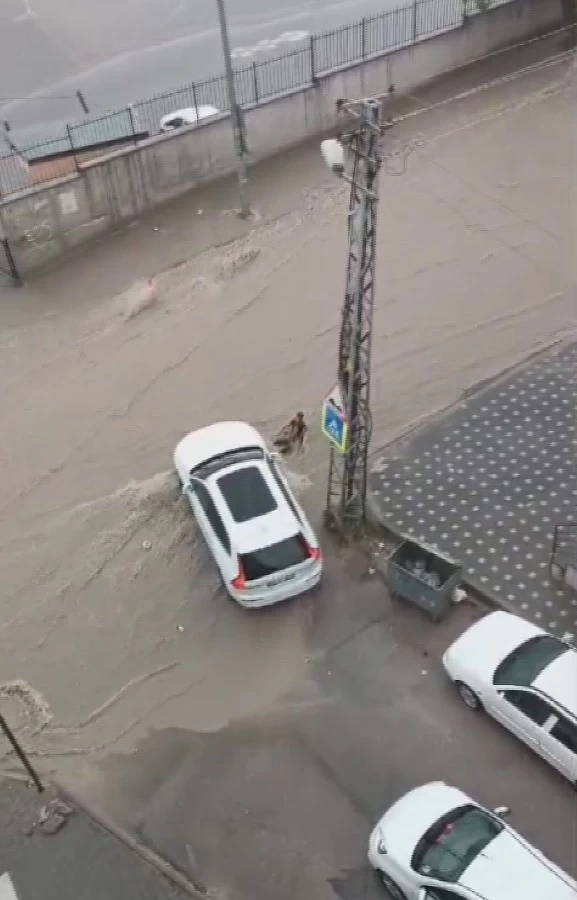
83 542 577 900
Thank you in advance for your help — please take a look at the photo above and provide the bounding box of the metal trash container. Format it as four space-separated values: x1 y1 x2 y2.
384 536 462 622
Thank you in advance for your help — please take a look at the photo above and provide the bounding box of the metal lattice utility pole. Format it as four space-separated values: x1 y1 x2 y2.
324 99 383 531
215 0 250 218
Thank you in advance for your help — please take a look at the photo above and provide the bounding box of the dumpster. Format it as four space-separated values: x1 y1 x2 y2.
384 536 462 622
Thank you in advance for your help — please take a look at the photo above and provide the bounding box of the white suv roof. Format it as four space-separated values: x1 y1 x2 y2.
533 649 577 718
207 459 299 554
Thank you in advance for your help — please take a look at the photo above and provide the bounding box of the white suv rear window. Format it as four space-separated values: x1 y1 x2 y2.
240 536 307 581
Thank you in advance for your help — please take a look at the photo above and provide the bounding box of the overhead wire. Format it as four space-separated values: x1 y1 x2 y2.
378 45 576 175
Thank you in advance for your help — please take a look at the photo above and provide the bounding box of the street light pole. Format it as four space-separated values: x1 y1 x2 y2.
215 0 250 218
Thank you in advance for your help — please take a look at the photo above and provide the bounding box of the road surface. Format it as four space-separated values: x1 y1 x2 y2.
75 548 577 900
0 780 187 900
0 35 574 897
0 0 408 140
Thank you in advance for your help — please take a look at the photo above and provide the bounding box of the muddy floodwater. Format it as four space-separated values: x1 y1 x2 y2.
0 52 573 779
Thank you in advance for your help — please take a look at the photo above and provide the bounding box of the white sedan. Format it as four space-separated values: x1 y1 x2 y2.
368 781 577 900
442 611 577 784
174 421 322 607
159 105 220 132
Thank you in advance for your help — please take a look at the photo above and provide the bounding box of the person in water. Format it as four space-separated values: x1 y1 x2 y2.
273 412 307 454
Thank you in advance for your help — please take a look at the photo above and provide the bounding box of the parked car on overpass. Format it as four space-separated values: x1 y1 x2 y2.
159 105 220 132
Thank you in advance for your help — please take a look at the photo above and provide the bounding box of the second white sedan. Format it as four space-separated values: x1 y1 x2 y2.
368 781 577 900
442 611 577 784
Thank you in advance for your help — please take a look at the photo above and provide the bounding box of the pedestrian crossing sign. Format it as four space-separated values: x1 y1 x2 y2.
321 384 349 454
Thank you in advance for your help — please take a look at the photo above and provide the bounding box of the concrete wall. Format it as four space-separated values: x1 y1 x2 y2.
0 0 563 275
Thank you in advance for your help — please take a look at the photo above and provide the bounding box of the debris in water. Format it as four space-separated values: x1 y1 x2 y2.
121 277 158 321
216 244 260 280
452 587 467 604
35 799 74 835
0 680 53 738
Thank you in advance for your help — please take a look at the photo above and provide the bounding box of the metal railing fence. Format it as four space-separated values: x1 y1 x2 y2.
0 0 515 196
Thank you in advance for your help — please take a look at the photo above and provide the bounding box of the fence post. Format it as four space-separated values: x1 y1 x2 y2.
252 62 259 105
191 83 199 122
1 237 22 286
412 0 418 42
361 17 367 59
309 35 317 84
66 124 78 172
127 105 138 145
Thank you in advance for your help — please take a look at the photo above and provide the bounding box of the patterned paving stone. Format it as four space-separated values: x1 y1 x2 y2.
370 343 577 636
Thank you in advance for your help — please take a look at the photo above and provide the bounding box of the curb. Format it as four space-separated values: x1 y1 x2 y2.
53 780 208 900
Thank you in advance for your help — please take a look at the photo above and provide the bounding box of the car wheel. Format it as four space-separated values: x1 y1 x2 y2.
456 681 482 711
378 871 407 900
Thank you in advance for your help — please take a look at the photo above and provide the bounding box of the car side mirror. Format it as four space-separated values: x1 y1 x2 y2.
493 806 511 818
269 451 281 463
183 482 194 495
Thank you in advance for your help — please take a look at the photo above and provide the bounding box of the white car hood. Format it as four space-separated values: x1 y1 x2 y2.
462 829 577 900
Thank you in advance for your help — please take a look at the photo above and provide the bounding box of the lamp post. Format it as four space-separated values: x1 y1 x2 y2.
215 0 250 217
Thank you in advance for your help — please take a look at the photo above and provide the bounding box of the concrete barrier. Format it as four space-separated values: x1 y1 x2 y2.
0 0 563 275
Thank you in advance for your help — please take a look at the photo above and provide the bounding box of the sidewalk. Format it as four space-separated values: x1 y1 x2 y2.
0 779 189 900
369 341 577 636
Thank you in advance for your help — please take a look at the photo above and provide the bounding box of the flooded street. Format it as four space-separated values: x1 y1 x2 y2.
0 47 574 781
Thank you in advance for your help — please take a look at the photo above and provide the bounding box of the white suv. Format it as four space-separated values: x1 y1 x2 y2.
368 781 577 900
443 611 577 784
174 421 322 607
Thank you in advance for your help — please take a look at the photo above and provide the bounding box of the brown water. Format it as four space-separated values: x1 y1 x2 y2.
0 55 573 775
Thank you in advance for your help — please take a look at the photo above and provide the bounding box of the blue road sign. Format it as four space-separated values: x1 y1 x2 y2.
321 399 348 454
